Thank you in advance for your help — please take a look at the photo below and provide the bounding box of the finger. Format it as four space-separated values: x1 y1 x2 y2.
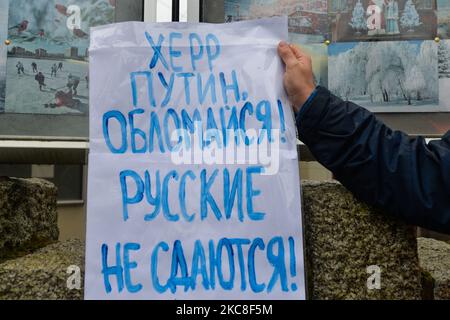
289 44 308 60
278 41 298 67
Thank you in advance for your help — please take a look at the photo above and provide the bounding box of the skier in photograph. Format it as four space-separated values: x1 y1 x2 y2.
85 74 89 89
67 73 80 96
277 41 450 234
31 62 38 73
51 63 58 77
58 62 63 71
34 72 46 91
16 61 24 75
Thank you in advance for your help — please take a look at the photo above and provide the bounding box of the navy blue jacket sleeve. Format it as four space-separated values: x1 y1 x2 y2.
296 86 450 234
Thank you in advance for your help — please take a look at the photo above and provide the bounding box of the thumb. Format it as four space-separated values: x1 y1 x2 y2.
278 41 298 67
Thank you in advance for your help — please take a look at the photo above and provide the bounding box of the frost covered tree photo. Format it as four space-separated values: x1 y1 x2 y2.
400 0 422 31
329 40 439 111
349 0 367 34
439 40 450 78
438 40 450 110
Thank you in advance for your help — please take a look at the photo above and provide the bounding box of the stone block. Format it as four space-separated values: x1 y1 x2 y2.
0 177 59 262
0 239 84 300
418 237 450 300
302 181 422 299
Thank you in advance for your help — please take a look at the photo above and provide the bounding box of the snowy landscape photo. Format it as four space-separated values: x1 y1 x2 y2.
5 0 115 115
225 0 329 42
438 0 450 38
329 0 437 42
438 39 450 110
0 0 8 113
329 40 440 112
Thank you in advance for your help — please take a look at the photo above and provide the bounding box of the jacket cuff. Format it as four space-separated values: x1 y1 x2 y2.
295 86 331 141
296 87 318 119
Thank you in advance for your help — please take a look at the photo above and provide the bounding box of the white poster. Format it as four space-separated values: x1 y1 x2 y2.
85 17 306 300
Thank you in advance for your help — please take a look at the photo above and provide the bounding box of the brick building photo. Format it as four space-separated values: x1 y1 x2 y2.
288 9 330 38
329 0 437 42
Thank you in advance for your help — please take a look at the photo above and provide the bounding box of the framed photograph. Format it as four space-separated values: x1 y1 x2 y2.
329 0 437 42
438 0 450 38
224 0 330 42
0 0 145 139
4 0 115 115
0 0 8 113
328 40 442 112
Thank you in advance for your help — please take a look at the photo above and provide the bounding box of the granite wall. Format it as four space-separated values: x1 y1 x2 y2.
302 181 421 299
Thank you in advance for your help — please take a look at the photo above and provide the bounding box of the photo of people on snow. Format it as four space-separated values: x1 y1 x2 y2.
329 0 437 42
3 0 114 115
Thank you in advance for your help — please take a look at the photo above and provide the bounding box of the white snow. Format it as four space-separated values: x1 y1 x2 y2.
351 96 441 112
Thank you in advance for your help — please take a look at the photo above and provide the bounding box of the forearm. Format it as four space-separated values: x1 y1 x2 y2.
296 86 450 234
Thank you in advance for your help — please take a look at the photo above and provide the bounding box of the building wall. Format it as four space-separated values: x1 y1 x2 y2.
58 203 86 241
300 161 333 180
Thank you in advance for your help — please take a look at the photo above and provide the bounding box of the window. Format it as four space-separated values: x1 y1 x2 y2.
180 0 188 21
0 164 84 202
157 0 173 22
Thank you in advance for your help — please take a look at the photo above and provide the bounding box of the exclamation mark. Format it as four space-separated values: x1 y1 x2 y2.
277 99 286 143
288 236 297 291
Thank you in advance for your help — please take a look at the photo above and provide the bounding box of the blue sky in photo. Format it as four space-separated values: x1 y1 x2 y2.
328 42 358 56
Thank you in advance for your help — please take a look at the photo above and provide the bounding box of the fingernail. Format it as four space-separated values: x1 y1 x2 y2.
279 41 288 47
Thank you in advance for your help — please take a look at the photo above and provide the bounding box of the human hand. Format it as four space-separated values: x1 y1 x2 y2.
277 41 316 113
